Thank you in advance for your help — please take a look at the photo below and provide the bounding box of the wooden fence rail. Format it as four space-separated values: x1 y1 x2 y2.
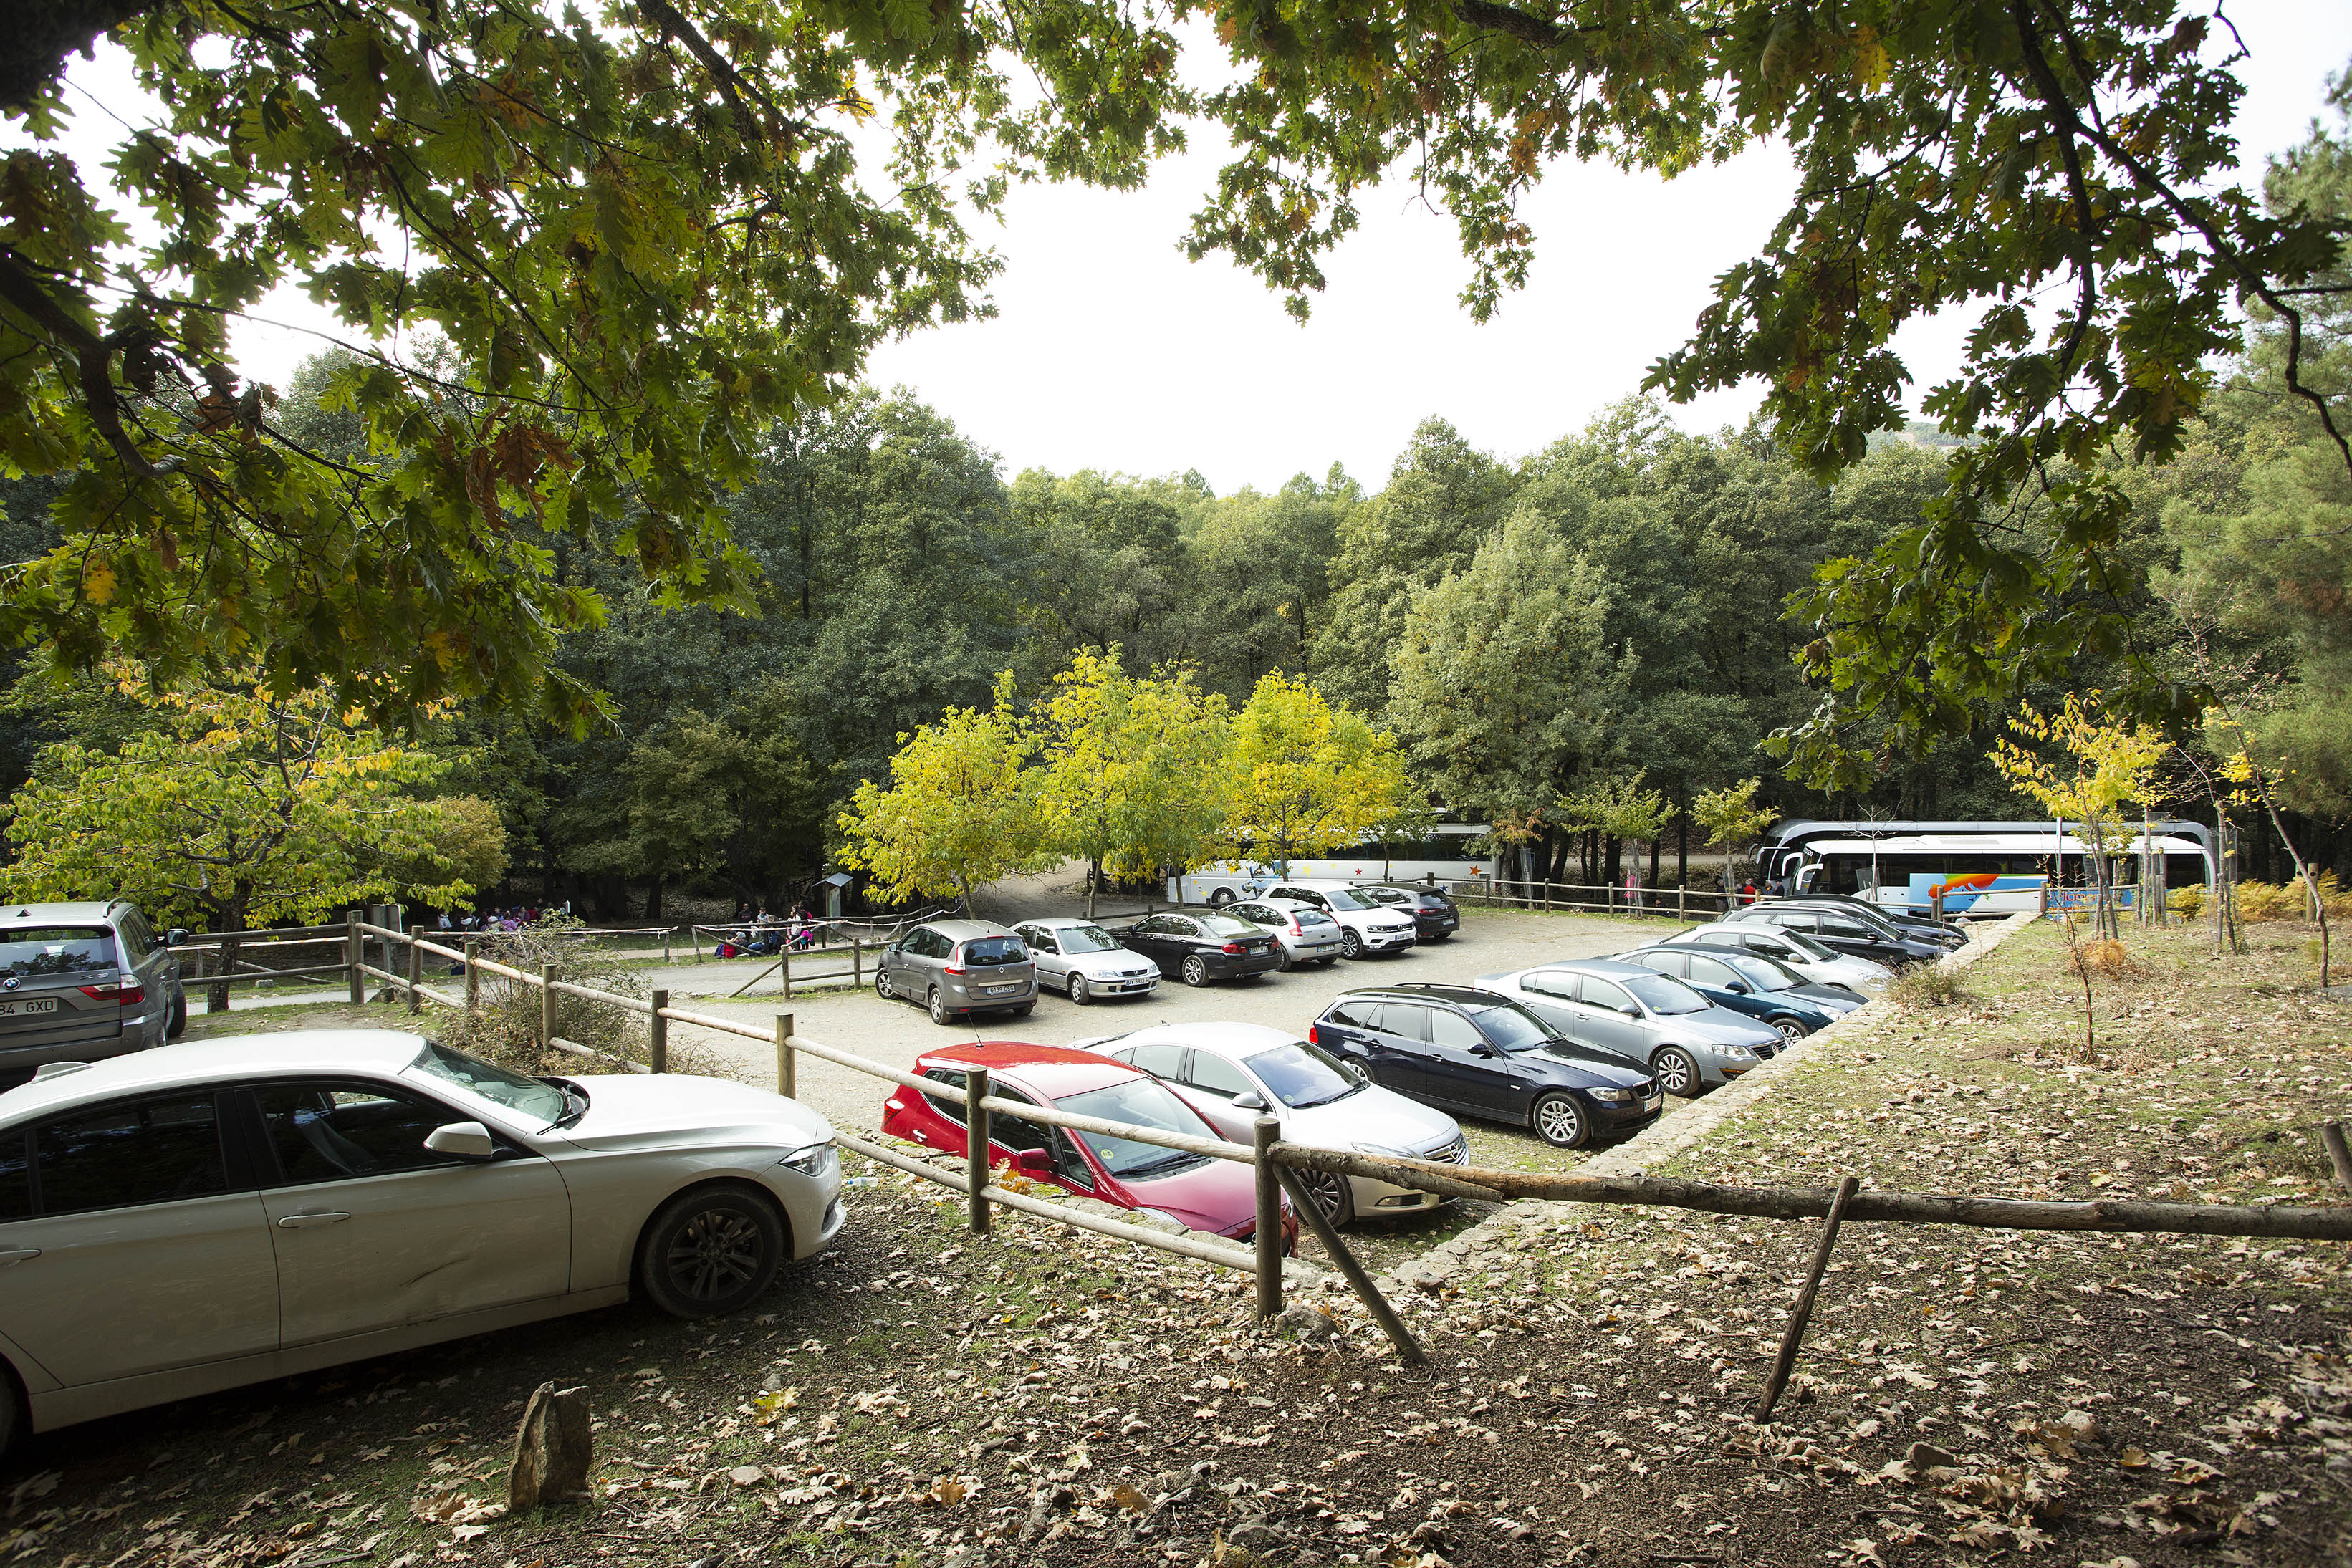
342 918 2352 1383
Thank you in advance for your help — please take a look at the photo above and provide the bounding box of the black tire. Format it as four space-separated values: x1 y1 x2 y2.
1275 944 1294 973
0 1362 21 1460
165 986 187 1040
928 987 955 1025
1340 928 1363 959
636 1183 784 1319
1181 953 1209 987
1652 1046 1699 1097
1299 1167 1355 1226
1207 888 1236 908
1532 1092 1589 1149
1010 1002 1035 1017
1772 1017 1807 1046
875 967 895 1001
1068 973 1092 1006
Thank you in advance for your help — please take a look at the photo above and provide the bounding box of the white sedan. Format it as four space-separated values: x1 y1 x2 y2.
0 1029 843 1448
1659 922 1893 991
1012 918 1163 1004
1077 1022 1469 1226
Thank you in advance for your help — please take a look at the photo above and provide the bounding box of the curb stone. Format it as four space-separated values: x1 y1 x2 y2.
1378 911 2039 1294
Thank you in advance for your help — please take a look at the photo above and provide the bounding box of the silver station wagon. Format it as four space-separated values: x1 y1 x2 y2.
0 902 186 1077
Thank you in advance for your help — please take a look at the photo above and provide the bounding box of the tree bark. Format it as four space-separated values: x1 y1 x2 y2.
1677 809 1689 889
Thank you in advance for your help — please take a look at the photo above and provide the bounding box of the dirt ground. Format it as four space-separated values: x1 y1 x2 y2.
14 918 2350 1568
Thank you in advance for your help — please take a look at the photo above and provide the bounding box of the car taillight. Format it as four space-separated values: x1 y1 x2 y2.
80 981 144 1005
1307 1024 1320 1045
1221 942 1244 956
1288 916 1303 933
944 963 966 975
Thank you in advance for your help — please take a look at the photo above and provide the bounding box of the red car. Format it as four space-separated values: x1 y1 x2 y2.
881 1043 1296 1249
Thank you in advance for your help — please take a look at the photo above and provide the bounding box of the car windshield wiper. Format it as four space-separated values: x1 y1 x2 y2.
1123 1151 1206 1178
550 1081 590 1128
1290 1083 1363 1109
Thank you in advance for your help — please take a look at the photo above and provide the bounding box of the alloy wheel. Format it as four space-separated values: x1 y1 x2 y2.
1182 954 1208 987
1534 1094 1585 1149
1301 1169 1350 1225
1654 1048 1696 1096
1775 1019 1805 1045
663 1208 765 1305
1069 973 1091 1005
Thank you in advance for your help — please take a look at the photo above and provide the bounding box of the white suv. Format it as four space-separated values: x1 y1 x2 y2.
1261 882 1419 959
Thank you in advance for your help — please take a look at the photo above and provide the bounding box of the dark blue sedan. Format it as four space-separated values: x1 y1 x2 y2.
1613 945 1845 1048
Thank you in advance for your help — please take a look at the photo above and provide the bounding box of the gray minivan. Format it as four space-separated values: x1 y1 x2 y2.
0 901 186 1075
875 920 1038 1026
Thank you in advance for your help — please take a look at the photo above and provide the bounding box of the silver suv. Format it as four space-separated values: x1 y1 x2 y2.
875 920 1038 1026
0 901 186 1076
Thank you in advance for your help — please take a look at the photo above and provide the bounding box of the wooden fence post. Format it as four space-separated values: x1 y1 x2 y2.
1755 1175 1860 1423
464 940 481 1010
663 929 673 966
781 944 792 999
1678 885 1687 921
345 910 364 1005
539 961 556 1048
1254 1117 1284 1321
648 989 668 1074
1272 1163 1428 1365
2323 1121 2352 1197
775 1012 795 1099
853 940 863 989
405 933 422 1014
965 1066 992 1237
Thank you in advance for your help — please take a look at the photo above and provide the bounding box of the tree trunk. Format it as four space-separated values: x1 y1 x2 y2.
1677 810 1689 889
1648 835 1660 888
1086 856 1099 919
644 875 665 921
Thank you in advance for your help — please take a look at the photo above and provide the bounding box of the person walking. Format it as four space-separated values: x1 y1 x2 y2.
1623 867 1642 913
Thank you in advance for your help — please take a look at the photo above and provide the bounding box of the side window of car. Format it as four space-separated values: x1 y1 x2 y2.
34 1093 230 1215
1428 1010 1487 1050
1186 1052 1254 1099
1578 976 1633 1013
1019 928 1057 955
987 1087 1052 1156
253 1082 474 1183
1644 952 1690 979
1166 916 1200 938
1127 1043 1188 1079
1378 1004 1431 1043
922 1068 969 1125
1522 971 1575 999
1230 904 1266 924
1821 918 1873 938
0 1132 30 1220
116 910 154 963
1325 1000 1383 1031
1129 916 1165 937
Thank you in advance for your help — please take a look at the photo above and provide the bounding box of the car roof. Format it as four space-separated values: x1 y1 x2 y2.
1272 879 1364 889
1097 1021 1302 1057
914 1041 1138 1097
0 1029 431 1123
1338 983 1511 1010
0 900 123 925
1014 916 1108 930
922 919 1017 940
1531 958 1653 978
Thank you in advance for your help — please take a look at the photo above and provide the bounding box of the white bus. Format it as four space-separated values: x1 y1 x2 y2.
1756 819 2217 919
1169 824 1499 906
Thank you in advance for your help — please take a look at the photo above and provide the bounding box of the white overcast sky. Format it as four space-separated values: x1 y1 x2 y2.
31 4 2352 495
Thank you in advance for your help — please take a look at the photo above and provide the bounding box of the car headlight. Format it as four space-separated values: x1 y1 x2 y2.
1724 1044 1758 1062
778 1142 838 1179
1586 1087 1633 1104
1352 1142 1415 1159
1133 1207 1182 1227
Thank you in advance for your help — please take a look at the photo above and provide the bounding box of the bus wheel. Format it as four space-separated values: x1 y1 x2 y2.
1207 888 1235 908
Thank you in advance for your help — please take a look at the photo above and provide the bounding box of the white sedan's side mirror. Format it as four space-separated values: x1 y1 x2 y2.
424 1121 497 1160
1232 1092 1267 1112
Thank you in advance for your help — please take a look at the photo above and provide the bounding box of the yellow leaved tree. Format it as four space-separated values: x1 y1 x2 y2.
1224 673 1416 879
1989 695 2171 943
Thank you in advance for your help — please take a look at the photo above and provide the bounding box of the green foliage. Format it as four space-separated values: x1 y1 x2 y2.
1 1 1187 727
1225 673 1415 877
0 673 486 931
1691 779 1777 873
835 674 1050 906
1557 771 1678 847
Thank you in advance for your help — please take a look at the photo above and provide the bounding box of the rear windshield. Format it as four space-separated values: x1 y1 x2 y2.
960 936 1029 965
1358 888 1409 905
0 927 117 978
1201 915 1260 938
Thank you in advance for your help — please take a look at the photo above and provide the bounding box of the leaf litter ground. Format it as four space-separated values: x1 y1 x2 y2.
7 920 2350 1567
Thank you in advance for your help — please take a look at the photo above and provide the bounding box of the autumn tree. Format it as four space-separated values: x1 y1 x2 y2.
1989 695 2172 941
1224 673 1415 878
835 675 1050 908
1691 779 1779 897
0 673 496 1006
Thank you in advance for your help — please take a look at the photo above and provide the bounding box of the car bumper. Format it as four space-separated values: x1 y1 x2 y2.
1587 1091 1666 1131
947 978 1039 1008
1411 915 1458 937
1283 935 1344 960
1354 930 1419 953
1205 951 1285 978
1085 973 1161 995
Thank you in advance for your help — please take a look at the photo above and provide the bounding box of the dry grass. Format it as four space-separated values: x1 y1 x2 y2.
1887 960 1974 1011
433 916 724 1077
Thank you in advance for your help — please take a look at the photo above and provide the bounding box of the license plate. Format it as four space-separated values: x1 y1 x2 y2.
0 999 57 1017
981 983 1022 996
1644 1095 1664 1111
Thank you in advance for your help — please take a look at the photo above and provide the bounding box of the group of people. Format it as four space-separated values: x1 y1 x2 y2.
436 906 543 933
712 903 822 960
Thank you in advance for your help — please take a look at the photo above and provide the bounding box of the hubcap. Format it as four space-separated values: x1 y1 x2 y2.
1539 1100 1580 1144
1777 1020 1804 1044
1305 1171 1347 1221
1071 975 1088 1002
666 1209 762 1303
1659 1053 1693 1094
930 990 945 1020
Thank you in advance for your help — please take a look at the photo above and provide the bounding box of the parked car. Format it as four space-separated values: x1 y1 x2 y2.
1224 898 1345 970
1757 895 1964 949
1306 985 1663 1150
1355 885 1461 941
0 901 188 1078
1119 911 1285 986
1076 1021 1468 1224
1471 960 1780 1097
875 920 1039 1025
0 1029 844 1449
1611 945 1844 1045
1722 904 1947 968
1010 918 1161 1005
880 1042 1295 1249
1664 943 1869 1015
1259 881 1419 958
1660 923 1893 991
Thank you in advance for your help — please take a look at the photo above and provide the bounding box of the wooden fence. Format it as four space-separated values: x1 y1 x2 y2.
343 918 2352 1411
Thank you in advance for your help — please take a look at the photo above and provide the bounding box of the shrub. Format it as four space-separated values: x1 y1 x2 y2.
435 915 711 1077
2065 935 2142 982
2166 885 2205 920
2234 871 2352 923
1888 962 1972 1011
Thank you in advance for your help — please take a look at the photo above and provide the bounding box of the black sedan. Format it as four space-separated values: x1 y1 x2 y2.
1762 895 1964 948
1120 912 1285 986
1307 983 1662 1149
1724 905 1947 968
1360 885 1461 941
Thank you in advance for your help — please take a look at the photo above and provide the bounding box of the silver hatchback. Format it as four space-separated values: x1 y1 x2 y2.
0 902 186 1076
875 920 1039 1025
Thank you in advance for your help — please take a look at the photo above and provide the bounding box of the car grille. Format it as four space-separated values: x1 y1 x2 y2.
1421 1133 1469 1165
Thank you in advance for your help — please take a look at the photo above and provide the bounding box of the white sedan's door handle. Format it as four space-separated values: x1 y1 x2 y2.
275 1210 352 1229
0 1247 39 1264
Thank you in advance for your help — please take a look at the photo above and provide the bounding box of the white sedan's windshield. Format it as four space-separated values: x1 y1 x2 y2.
1059 925 1123 954
1244 1042 1363 1109
1770 928 1840 961
411 1042 567 1125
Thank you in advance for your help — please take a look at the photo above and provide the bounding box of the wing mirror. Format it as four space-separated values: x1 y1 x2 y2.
166 927 190 946
1620 1005 1642 1019
1232 1092 1267 1111
1469 1044 1497 1059
1012 1148 1054 1175
423 1120 496 1160
1725 981 1749 995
